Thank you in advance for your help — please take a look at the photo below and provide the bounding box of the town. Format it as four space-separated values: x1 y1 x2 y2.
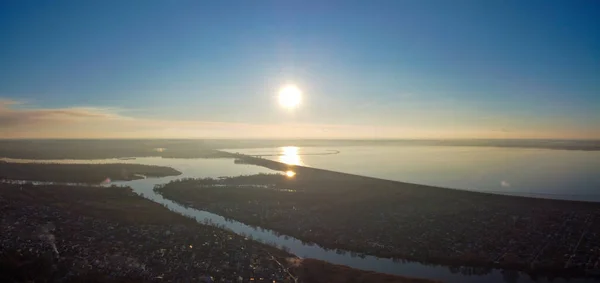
0 181 436 283
156 172 600 279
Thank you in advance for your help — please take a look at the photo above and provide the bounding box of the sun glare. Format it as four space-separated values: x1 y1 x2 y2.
279 146 302 165
285 170 296 178
278 85 302 109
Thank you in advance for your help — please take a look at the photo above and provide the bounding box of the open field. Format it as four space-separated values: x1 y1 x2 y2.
0 182 436 283
0 161 181 183
156 172 600 279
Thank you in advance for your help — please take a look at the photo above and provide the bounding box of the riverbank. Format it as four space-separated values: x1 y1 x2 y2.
0 182 437 283
0 161 182 183
155 173 600 280
0 182 291 282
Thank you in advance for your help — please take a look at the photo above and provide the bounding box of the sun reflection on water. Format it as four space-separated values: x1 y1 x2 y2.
279 146 302 166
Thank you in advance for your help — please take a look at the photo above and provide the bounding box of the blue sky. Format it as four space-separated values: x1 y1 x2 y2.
1 0 599 139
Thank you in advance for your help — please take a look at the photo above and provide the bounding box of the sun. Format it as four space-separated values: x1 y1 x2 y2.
278 85 302 109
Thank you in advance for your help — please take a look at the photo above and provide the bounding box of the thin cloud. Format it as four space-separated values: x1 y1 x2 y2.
0 103 122 128
0 100 307 138
0 101 423 139
1 99 599 139
0 99 21 106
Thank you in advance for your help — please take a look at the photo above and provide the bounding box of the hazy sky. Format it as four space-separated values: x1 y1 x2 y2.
1 0 599 139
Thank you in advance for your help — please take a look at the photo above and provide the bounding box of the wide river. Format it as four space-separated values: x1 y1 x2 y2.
4 145 600 283
227 146 600 202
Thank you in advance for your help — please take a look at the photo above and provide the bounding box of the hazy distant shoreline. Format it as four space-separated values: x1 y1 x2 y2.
210 138 600 151
0 139 598 161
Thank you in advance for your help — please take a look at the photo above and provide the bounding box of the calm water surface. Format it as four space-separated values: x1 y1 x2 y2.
227 146 600 201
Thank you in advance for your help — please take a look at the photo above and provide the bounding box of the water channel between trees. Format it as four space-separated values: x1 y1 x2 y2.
4 155 599 283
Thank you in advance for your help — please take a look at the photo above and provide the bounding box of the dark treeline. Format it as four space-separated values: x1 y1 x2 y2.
0 249 147 283
0 161 181 183
296 258 438 283
0 250 438 283
0 183 437 283
156 173 600 280
0 140 232 159
166 173 287 186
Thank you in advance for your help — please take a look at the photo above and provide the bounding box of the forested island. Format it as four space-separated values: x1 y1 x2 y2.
0 161 181 183
155 173 600 279
0 139 232 160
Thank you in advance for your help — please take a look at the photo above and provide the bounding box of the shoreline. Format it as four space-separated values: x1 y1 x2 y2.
2 145 599 281
160 189 596 279
0 161 182 184
229 152 600 204
0 139 599 162
155 165 600 280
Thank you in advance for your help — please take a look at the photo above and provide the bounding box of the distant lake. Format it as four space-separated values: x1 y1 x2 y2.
225 146 600 202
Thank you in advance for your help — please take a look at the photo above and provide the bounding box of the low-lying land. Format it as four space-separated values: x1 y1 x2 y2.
0 182 435 283
0 139 231 160
155 173 600 279
0 161 181 183
1 139 598 161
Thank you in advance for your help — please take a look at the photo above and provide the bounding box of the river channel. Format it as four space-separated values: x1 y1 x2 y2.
3 156 598 283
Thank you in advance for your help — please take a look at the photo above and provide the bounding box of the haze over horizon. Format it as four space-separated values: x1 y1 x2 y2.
1 1 599 139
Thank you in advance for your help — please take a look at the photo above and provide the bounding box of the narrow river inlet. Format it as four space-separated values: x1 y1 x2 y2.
108 157 597 283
